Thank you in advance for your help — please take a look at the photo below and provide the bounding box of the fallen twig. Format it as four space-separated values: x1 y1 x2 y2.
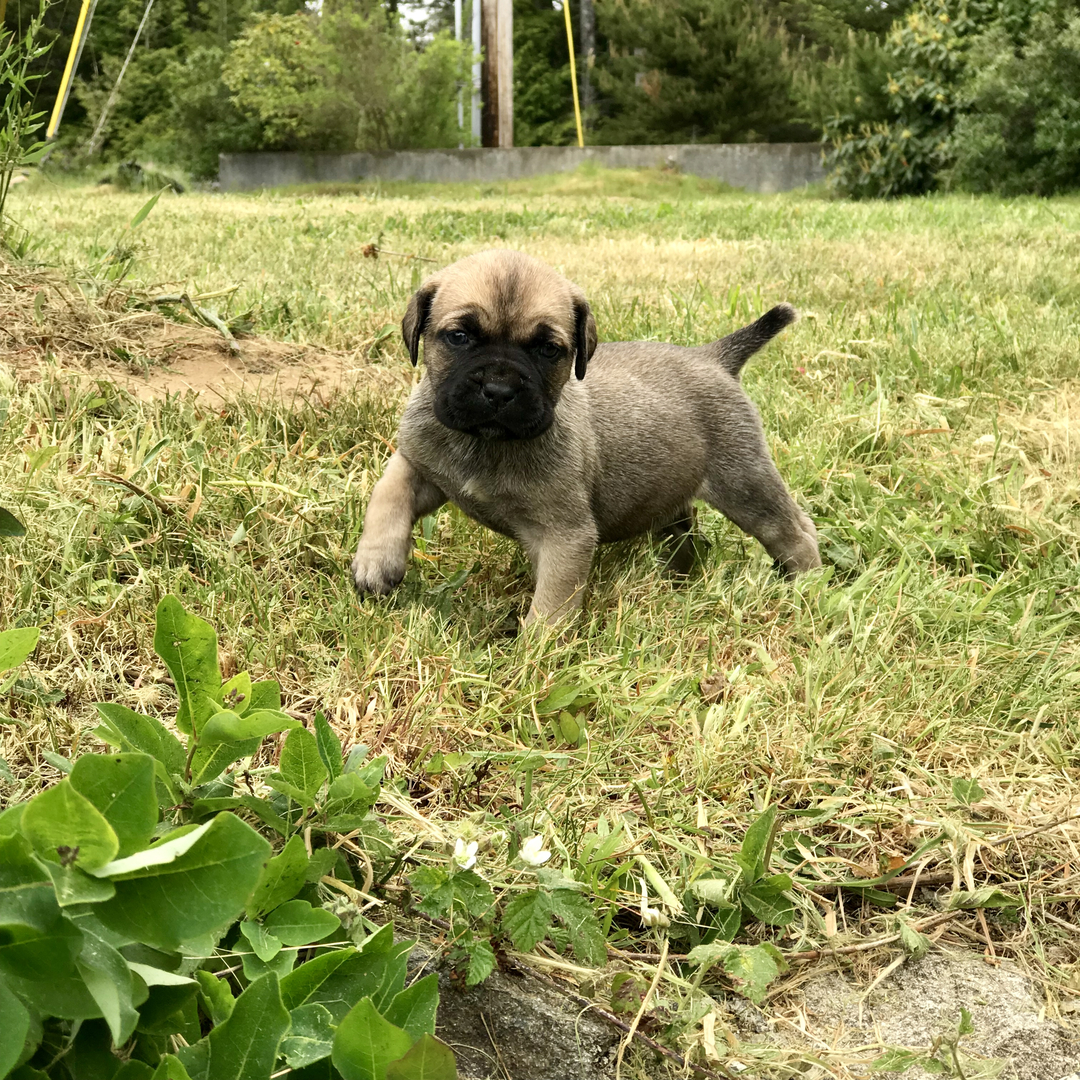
361 243 437 263
91 472 175 517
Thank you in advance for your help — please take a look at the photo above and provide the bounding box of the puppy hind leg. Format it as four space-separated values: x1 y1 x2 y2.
351 451 446 596
656 506 706 577
704 462 821 577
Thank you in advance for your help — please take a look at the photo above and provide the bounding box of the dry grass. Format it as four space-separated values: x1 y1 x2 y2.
2 169 1080 1077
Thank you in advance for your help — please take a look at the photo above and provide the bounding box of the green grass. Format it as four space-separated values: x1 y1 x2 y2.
3 168 1080 1075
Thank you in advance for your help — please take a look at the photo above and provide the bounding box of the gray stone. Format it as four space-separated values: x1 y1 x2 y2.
218 143 825 193
787 950 1080 1080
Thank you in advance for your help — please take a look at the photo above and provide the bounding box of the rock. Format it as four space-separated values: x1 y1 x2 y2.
412 949 618 1080
787 950 1080 1080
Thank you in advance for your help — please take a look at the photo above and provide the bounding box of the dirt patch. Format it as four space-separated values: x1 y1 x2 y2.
0 257 411 402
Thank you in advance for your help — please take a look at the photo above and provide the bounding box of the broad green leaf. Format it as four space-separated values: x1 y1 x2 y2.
0 978 31 1078
280 926 405 1021
219 672 253 715
449 871 495 920
951 778 985 806
0 803 25 837
332 997 414 1080
94 813 271 950
92 702 186 788
0 507 27 537
275 728 328 800
153 595 221 737
708 902 743 942
536 682 582 714
239 938 297 981
128 962 196 986
247 835 311 919
199 709 301 747
282 1002 335 1068
326 772 379 815
91 820 214 878
264 900 341 946
0 833 49 890
0 627 38 672
21 780 120 870
741 879 795 927
248 680 282 711
189 739 261 786
70 752 158 856
948 887 1022 910
184 973 291 1080
721 943 787 1005
501 889 554 952
240 920 284 962
45 862 117 906
549 889 606 967
686 942 729 974
280 947 356 1011
195 970 235 1026
77 928 145 1044
897 919 931 958
736 806 777 884
464 939 496 986
151 1056 194 1080
314 712 344 781
385 1034 458 1080
958 1005 974 1035
384 974 439 1039
687 877 732 907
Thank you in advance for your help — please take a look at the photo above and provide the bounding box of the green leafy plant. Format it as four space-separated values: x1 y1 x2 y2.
0 595 456 1080
0 0 51 240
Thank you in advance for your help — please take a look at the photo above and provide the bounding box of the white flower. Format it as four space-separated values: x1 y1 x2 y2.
639 878 671 928
519 835 551 867
453 838 478 870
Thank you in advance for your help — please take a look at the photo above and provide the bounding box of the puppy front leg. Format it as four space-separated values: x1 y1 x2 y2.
521 529 598 628
351 452 445 596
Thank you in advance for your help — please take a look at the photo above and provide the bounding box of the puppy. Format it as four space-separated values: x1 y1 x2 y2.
351 250 821 625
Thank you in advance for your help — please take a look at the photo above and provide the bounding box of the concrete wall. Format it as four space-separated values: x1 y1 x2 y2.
219 143 825 194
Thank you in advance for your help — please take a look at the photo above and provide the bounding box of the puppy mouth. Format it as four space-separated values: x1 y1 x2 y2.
434 387 553 441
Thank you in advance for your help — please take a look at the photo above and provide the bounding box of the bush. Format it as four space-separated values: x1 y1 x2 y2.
815 0 975 198
223 8 472 152
947 11 1080 194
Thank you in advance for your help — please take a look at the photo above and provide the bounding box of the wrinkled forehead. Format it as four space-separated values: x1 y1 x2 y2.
429 255 577 343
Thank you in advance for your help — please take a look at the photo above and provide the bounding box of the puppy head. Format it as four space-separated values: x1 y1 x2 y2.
402 250 597 441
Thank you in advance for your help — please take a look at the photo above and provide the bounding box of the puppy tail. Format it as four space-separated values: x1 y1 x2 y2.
713 303 797 378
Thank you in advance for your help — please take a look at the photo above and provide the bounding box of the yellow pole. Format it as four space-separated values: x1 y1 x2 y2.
47 0 95 139
562 0 584 148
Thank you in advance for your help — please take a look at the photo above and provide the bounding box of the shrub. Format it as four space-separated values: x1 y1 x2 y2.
947 11 1080 194
223 8 472 152
0 600 457 1080
816 0 975 198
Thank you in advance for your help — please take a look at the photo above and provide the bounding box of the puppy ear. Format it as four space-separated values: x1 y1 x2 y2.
402 281 437 366
573 297 597 381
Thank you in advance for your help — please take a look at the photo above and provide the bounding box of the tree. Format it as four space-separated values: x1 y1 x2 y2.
593 0 805 144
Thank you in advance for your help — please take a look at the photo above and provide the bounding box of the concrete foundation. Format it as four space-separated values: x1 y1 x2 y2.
218 143 825 194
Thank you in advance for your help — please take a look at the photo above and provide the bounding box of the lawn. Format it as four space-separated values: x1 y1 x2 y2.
3 169 1080 1076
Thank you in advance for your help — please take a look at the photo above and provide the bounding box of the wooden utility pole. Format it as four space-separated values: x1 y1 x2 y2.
480 0 513 147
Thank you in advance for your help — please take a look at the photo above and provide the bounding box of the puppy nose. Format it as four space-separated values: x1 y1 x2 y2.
481 381 517 405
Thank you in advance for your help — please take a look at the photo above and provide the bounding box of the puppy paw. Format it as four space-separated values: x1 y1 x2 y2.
350 545 406 597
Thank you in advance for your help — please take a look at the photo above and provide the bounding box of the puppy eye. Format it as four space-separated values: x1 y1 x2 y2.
536 342 561 360
445 330 470 347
